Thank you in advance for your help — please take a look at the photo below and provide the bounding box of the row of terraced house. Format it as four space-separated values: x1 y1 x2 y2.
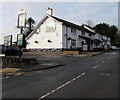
26 8 111 51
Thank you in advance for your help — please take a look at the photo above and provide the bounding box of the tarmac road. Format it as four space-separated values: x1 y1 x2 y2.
2 51 119 99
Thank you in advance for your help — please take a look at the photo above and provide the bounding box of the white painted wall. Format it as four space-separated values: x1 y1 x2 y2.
26 17 62 49
95 33 100 40
62 25 67 48
103 35 107 40
62 25 83 48
26 16 111 50
107 37 111 45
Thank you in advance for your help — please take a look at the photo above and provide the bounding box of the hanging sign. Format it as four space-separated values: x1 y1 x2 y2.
4 35 12 46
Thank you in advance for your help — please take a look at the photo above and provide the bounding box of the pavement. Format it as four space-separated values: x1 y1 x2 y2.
1 51 107 76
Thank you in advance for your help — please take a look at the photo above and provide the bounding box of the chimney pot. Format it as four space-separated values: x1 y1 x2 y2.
47 7 53 16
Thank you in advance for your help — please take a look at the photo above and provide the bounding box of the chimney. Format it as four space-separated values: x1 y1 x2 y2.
46 8 53 16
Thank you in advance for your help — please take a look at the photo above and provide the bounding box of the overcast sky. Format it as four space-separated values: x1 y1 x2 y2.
0 0 119 44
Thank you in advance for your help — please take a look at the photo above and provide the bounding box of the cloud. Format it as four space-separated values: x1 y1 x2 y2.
0 0 120 2
1 2 118 44
0 3 2 44
59 2 118 26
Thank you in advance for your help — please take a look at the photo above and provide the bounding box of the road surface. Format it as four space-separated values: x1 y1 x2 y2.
2 51 119 99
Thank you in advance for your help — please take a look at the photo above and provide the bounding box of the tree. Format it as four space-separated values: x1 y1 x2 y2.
94 23 118 46
26 17 35 37
94 23 109 36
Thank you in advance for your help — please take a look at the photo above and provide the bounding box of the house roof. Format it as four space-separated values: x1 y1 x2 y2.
51 16 85 30
82 24 111 38
26 15 86 40
82 24 95 30
81 24 96 34
26 14 110 40
26 15 49 40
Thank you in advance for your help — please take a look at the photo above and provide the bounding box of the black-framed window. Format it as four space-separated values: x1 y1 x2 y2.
81 30 85 36
71 39 76 46
71 27 76 34
89 33 92 37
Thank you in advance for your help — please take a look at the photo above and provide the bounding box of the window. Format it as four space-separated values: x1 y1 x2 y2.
71 39 76 47
48 39 52 43
82 41 84 46
71 27 76 34
35 41 39 43
46 22 56 32
89 33 92 37
81 30 85 36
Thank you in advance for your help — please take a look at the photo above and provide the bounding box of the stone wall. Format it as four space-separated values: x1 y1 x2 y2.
2 57 37 67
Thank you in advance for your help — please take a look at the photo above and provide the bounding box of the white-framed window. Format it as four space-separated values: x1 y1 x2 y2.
71 27 76 34
71 39 76 47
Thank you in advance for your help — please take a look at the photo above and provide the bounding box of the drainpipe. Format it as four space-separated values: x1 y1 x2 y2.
66 26 68 49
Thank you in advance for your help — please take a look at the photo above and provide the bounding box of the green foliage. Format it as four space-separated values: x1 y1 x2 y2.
94 23 109 36
94 23 119 46
27 17 35 29
26 17 35 37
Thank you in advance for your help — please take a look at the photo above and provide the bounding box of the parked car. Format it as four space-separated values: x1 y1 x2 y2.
117 47 120 50
0 45 4 54
0 45 5 56
2 46 23 56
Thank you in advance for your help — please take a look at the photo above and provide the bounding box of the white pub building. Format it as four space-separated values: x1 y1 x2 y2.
26 8 111 51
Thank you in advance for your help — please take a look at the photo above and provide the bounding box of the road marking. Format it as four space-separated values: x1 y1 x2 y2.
112 53 116 55
100 73 111 76
93 62 103 69
14 73 22 76
37 73 85 100
7 73 13 75
5 76 9 79
0 76 10 80
0 73 22 79
3 76 10 79
0 54 5 57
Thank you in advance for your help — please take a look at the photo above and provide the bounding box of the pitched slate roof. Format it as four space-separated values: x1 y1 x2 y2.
52 16 97 34
51 16 85 30
26 15 86 40
26 15 98 40
81 24 96 34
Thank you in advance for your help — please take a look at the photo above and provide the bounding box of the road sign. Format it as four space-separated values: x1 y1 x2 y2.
4 35 12 46
17 34 25 47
